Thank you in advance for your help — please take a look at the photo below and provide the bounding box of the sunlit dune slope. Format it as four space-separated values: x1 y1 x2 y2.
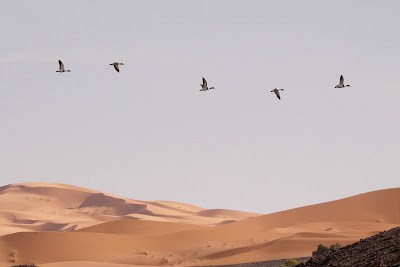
0 184 399 267
220 188 400 231
0 182 258 236
77 219 207 235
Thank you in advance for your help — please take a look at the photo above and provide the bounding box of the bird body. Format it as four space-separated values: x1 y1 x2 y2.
335 75 350 88
56 60 71 73
200 77 215 91
271 88 284 100
110 62 124 72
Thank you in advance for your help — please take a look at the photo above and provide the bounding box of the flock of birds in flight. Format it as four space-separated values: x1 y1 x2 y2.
56 60 351 100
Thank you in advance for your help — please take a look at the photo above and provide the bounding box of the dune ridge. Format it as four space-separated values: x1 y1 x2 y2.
0 182 399 267
0 182 258 237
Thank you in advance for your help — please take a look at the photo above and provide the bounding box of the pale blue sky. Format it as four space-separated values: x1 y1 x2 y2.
0 1 399 213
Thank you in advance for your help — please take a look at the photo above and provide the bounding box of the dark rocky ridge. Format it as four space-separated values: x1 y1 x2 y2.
194 257 309 267
297 226 400 267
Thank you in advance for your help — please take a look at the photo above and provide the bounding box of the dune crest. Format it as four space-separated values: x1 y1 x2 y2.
0 182 258 236
0 183 399 267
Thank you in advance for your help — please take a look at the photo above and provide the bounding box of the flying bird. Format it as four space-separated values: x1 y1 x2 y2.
335 75 350 88
110 62 124 72
56 60 71 73
200 77 215 91
271 88 284 100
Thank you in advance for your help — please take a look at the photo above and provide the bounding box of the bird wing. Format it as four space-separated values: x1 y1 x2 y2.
58 60 65 71
275 90 281 99
114 64 120 72
202 78 207 89
339 75 344 86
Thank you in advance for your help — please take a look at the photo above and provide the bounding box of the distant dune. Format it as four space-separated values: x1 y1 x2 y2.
0 182 399 267
0 182 258 237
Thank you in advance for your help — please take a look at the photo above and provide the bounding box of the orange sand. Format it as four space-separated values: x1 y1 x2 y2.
0 182 398 267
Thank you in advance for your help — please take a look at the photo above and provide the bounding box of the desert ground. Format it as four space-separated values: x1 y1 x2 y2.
0 183 399 267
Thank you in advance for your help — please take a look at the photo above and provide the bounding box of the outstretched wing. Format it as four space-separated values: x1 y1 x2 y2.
58 60 65 71
339 75 344 86
275 90 281 100
202 77 207 89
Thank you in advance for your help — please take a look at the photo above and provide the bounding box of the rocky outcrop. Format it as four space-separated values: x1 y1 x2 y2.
297 227 400 267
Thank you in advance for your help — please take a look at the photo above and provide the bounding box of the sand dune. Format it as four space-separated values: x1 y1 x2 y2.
77 219 208 236
226 188 400 230
41 262 149 267
0 182 257 237
0 183 399 267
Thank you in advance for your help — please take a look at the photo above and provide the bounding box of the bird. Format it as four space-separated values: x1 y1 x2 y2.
110 62 124 72
335 75 350 88
271 88 284 100
56 60 71 73
200 77 215 91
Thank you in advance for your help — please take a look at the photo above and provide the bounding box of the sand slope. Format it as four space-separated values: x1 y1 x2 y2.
0 182 258 236
0 183 399 267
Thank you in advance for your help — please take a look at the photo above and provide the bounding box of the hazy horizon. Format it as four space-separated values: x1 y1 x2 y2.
1 1 399 213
